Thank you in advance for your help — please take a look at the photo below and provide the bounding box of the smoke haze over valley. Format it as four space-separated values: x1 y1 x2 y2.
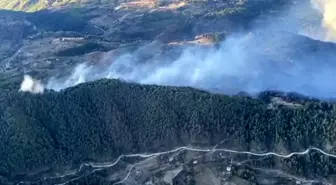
39 0 336 99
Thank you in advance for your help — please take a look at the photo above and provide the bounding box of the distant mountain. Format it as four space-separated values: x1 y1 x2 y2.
0 0 324 78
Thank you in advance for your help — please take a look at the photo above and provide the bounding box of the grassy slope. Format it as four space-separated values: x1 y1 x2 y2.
0 0 80 12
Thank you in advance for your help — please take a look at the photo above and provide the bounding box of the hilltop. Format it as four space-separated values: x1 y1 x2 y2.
0 79 336 184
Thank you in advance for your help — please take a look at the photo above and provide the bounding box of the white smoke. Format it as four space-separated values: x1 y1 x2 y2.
311 0 336 41
19 75 45 94
45 1 336 98
46 31 336 98
47 64 90 91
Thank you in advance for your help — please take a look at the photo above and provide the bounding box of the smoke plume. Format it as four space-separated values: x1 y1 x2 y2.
311 0 336 41
45 0 336 98
19 75 45 94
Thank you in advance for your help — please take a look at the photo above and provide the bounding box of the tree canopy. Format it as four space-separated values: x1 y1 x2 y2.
0 79 336 184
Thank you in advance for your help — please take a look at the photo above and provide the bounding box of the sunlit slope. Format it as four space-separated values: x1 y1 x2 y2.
0 0 80 12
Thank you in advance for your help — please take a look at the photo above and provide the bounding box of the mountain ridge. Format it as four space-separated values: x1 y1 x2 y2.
1 78 336 184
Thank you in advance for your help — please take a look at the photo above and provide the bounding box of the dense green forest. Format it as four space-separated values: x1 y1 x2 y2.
1 79 336 184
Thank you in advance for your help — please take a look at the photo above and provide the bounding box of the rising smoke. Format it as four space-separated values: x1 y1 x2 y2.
311 0 336 41
41 0 336 98
19 75 45 94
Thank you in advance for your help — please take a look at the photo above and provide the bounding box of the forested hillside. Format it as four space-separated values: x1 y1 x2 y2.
1 79 336 184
